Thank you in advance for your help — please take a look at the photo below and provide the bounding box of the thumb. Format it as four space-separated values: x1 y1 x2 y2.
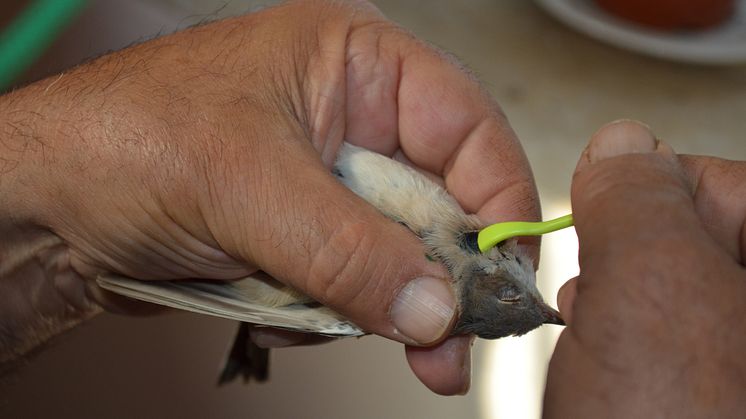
226 147 456 346
571 120 704 276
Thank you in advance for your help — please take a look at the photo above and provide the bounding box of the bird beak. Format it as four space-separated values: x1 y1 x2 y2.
541 304 565 326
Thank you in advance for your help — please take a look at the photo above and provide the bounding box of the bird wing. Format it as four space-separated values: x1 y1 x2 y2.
97 274 364 337
96 142 467 337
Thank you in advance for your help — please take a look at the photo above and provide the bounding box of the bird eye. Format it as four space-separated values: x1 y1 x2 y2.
497 285 521 303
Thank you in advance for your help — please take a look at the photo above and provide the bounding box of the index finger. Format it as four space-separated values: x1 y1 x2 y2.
344 25 539 224
397 46 540 224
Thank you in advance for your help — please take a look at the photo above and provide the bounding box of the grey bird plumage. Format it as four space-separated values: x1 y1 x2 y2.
98 142 563 383
334 143 563 336
218 142 563 383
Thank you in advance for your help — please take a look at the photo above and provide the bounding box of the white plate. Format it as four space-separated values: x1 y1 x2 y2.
535 0 746 64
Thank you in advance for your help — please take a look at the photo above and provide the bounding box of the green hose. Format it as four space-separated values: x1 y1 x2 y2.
0 0 87 91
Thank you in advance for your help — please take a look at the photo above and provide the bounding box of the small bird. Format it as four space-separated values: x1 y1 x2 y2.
99 142 563 383
215 142 563 383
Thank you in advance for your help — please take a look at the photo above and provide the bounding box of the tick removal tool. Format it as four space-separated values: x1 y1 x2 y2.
475 214 575 253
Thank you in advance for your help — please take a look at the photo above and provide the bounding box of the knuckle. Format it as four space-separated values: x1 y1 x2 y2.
575 163 637 207
305 221 385 309
574 158 691 216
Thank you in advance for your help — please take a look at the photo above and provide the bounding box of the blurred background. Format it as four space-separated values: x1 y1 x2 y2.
1 1 745 418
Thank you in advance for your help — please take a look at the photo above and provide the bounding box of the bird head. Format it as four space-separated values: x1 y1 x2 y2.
430 229 564 339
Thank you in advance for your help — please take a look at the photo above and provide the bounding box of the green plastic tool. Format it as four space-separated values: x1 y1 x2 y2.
0 0 87 91
477 214 574 253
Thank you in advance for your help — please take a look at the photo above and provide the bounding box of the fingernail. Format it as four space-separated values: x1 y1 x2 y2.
250 328 306 348
391 277 456 345
588 119 657 163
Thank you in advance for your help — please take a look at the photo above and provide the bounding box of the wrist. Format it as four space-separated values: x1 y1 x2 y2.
0 85 101 368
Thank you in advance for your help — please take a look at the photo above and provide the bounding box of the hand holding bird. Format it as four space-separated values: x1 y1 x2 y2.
0 0 539 395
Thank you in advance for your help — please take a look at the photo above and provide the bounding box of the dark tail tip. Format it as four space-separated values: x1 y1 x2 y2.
218 323 270 386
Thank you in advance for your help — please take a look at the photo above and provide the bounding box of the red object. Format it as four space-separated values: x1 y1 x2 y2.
594 0 736 30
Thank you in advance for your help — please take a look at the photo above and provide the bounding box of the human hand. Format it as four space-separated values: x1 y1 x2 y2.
0 0 538 393
544 120 746 416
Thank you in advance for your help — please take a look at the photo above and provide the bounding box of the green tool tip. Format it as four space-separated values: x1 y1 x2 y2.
477 214 574 253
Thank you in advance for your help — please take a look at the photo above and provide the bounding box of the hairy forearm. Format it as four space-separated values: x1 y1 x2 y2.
0 76 102 370
0 10 273 366
0 9 215 365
